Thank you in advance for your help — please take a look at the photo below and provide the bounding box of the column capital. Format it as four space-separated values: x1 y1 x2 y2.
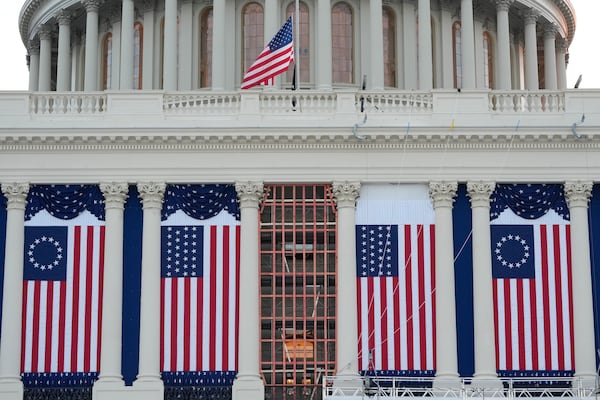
524 9 539 25
142 0 156 12
100 182 129 209
1 183 30 209
57 10 73 25
556 37 567 52
82 0 103 13
440 0 456 12
429 181 458 208
467 181 495 207
332 181 361 208
564 181 593 208
235 181 265 209
137 182 166 210
28 40 40 55
494 0 514 12
38 26 54 40
543 22 557 39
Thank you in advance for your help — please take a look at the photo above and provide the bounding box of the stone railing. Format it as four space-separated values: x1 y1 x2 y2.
29 92 106 115
489 90 565 112
163 92 241 114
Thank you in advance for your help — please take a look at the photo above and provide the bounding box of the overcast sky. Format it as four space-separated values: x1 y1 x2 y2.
0 0 597 90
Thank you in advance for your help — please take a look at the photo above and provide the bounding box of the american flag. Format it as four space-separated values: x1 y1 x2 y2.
160 220 240 372
21 223 105 374
356 223 436 372
491 218 574 372
241 17 294 89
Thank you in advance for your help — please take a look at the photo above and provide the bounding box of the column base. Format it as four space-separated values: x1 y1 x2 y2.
232 374 264 400
332 372 364 397
470 373 503 393
92 377 128 400
433 373 462 395
0 378 23 400
573 372 598 391
131 377 164 400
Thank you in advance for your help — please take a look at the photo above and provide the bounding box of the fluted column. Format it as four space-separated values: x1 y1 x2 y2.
56 11 72 91
28 41 40 91
402 1 417 89
429 182 460 386
317 0 332 90
418 0 433 90
495 0 513 89
370 0 384 89
467 182 501 386
94 183 128 394
460 0 476 89
163 0 178 90
133 183 166 398
212 0 226 90
524 10 539 90
556 38 567 90
142 0 156 90
38 27 53 92
564 182 596 384
439 1 454 89
332 182 361 378
232 182 265 400
178 0 193 90
0 183 29 400
120 0 135 89
83 0 102 91
543 23 558 90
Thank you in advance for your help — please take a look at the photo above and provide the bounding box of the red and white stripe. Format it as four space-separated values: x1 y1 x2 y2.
493 223 574 371
21 225 105 373
161 224 240 372
357 224 436 371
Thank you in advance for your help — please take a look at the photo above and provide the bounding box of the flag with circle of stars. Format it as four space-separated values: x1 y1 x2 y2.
24 226 68 281
491 225 535 279
356 225 399 278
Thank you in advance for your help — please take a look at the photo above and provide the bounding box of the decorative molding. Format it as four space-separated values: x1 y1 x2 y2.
100 182 129 208
543 23 558 39
494 0 514 12
332 181 361 208
38 26 54 40
466 181 495 207
27 39 40 55
524 9 539 26
82 0 103 13
142 0 156 12
1 182 30 210
137 182 166 209
429 181 458 208
235 181 264 209
56 10 73 26
564 181 593 208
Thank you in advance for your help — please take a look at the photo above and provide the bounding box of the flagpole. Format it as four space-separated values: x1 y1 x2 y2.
295 0 300 90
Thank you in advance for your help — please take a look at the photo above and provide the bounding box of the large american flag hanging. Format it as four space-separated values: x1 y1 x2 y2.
355 184 436 374
490 184 574 374
160 212 240 372
22 214 105 375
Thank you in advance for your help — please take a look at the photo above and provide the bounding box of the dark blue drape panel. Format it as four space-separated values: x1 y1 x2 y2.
122 185 142 386
589 184 600 370
0 193 7 339
453 184 474 377
26 184 105 221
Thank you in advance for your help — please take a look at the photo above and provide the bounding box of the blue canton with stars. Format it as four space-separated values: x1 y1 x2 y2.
490 184 569 221
161 226 203 278
355 225 399 278
268 17 293 52
491 225 536 279
24 226 68 281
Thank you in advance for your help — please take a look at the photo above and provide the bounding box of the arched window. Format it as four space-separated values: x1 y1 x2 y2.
134 22 143 89
383 6 396 88
102 33 113 90
286 2 309 86
200 7 213 88
242 3 264 79
483 31 494 89
452 21 462 88
332 2 353 84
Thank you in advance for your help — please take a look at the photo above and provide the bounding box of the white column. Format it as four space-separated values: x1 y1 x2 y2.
28 41 40 91
403 1 417 90
94 183 128 397
370 0 384 89
440 1 454 89
467 182 501 387
163 0 178 90
264 0 279 88
83 0 102 91
133 183 166 399
460 0 476 89
120 0 135 90
564 182 596 385
232 182 265 400
57 11 72 91
495 0 513 90
178 0 194 90
556 38 567 90
0 183 29 400
142 0 156 90
38 27 53 92
524 10 539 90
418 0 432 90
212 0 226 90
429 182 460 387
543 23 558 90
332 182 361 378
317 0 332 90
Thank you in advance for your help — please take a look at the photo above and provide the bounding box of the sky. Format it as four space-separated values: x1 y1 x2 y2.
0 0 597 90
